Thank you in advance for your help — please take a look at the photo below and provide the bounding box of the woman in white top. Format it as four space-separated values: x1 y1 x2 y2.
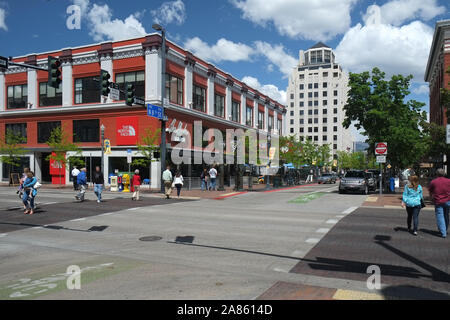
173 171 184 198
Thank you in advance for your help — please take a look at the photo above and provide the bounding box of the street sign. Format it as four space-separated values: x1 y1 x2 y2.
0 56 8 69
104 139 111 155
376 156 386 163
110 87 120 101
134 97 145 106
147 104 163 120
127 149 132 164
447 125 450 144
375 142 388 155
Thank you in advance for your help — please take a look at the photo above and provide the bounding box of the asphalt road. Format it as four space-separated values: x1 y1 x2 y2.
1 184 447 300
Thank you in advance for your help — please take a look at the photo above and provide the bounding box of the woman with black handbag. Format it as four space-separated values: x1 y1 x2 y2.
401 175 424 236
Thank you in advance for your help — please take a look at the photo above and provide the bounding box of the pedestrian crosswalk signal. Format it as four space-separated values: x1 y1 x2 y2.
101 70 111 97
48 56 61 89
126 83 135 106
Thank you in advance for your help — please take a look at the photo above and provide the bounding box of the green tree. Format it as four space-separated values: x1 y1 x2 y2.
46 126 83 185
279 135 303 167
131 127 161 178
317 144 332 168
343 67 428 170
0 129 27 185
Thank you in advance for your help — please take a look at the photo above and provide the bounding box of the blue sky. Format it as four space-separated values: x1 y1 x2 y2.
0 0 448 125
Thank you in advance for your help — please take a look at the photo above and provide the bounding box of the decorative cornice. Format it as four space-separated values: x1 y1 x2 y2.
241 85 248 94
26 55 37 66
97 42 113 60
60 49 73 64
226 75 234 87
72 54 99 65
184 52 196 67
142 34 162 51
113 49 144 60
207 64 217 78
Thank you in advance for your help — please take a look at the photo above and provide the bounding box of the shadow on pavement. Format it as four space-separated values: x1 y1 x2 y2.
381 285 450 300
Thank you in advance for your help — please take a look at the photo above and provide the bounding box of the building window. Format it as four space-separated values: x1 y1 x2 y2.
314 109 319 115
258 111 264 129
333 126 337 132
192 85 206 112
308 101 312 107
314 127 318 133
290 111 294 116
7 84 28 109
278 119 282 135
334 117 338 123
314 118 318 124
323 72 328 77
308 83 312 89
323 127 327 132
323 100 328 106
290 128 294 133
116 70 145 100
333 72 338 78
334 108 338 114
299 101 304 107
231 100 240 122
39 82 62 107
314 136 319 141
300 119 304 124
308 110 313 115
314 83 319 89
308 119 312 124
246 106 253 126
300 136 304 141
334 99 338 105
73 119 99 143
166 74 183 105
290 93 294 99
299 84 304 90
314 92 319 98
300 93 304 98
214 94 225 117
300 110 304 116
290 102 294 108
323 135 327 141
290 119 294 125
38 121 61 144
308 92 313 98
6 123 27 143
333 144 337 150
314 101 319 107
299 74 304 80
323 91 327 97
334 135 338 141
268 115 274 130
323 109 327 114
308 127 312 133
334 90 338 96
324 51 331 63
323 82 327 88
300 127 304 133
323 118 327 123
75 76 100 104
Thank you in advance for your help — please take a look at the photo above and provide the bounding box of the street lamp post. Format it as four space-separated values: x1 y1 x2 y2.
153 23 167 194
265 126 272 190
100 124 105 174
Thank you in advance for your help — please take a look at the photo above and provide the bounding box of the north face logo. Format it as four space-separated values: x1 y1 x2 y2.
118 125 136 137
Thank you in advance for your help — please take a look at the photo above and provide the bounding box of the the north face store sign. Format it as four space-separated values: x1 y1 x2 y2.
116 116 139 145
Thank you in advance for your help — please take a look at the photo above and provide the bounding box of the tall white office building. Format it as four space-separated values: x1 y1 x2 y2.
286 42 353 159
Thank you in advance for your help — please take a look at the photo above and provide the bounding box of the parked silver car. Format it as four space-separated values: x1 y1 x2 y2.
339 170 370 194
318 173 337 184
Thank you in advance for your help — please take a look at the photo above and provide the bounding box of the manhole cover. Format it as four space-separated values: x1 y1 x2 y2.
139 236 163 242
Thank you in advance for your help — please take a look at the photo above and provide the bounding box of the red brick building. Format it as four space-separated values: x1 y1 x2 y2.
0 34 286 186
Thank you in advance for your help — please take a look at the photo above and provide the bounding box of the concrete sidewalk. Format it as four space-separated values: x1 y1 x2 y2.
362 187 435 211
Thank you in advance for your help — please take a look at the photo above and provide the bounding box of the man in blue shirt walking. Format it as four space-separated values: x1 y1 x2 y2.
75 168 87 202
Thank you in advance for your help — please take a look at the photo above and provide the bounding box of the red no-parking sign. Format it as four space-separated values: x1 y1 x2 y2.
375 142 388 155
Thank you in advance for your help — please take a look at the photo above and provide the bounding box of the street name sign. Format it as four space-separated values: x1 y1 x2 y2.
376 156 386 163
0 56 8 69
147 104 163 120
375 142 388 155
110 87 120 101
127 149 132 164
134 97 145 106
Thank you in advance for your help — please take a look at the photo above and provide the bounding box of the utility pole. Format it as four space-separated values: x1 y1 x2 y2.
153 24 167 194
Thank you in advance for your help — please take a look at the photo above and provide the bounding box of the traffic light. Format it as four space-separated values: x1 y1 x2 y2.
48 56 61 89
100 69 111 97
126 83 135 106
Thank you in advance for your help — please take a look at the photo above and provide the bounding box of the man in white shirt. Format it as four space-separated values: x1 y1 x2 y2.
71 167 80 190
209 166 218 191
162 165 173 199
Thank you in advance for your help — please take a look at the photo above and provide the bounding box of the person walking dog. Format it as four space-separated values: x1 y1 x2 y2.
428 168 450 238
401 175 424 236
75 168 87 202
131 169 142 201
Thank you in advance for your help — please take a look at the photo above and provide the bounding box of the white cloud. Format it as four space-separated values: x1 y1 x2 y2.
412 84 429 95
254 41 297 77
335 5 434 81
184 37 255 63
184 37 296 78
0 8 7 31
363 0 446 26
72 0 147 41
242 76 286 104
231 0 357 41
151 0 186 26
